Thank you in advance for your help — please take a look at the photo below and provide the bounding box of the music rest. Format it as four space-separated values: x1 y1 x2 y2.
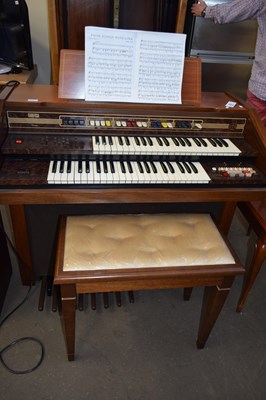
58 49 202 106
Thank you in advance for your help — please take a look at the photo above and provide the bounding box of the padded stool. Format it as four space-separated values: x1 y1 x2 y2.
236 200 266 312
54 213 244 361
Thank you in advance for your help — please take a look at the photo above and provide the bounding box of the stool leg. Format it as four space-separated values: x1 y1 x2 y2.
115 292 122 307
128 291 134 303
196 277 234 349
60 284 77 361
183 287 193 301
236 239 266 313
91 293 97 310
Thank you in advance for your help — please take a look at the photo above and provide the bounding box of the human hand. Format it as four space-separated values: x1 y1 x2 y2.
191 1 207 17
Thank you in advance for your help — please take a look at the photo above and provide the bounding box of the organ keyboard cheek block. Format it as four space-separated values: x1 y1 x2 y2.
54 214 244 361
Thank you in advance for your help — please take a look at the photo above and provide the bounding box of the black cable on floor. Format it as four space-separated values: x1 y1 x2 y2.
0 223 45 374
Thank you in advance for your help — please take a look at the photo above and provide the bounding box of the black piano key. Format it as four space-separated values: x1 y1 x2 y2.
103 161 108 173
189 162 198 173
125 137 130 146
183 138 192 146
59 160 64 173
147 137 153 146
193 138 201 147
101 136 107 145
110 161 115 173
183 162 192 173
166 161 174 173
214 138 223 147
108 136 113 145
67 160 72 173
120 161 126 173
176 162 185 173
160 161 168 173
95 136 100 145
208 138 217 147
219 138 229 147
178 137 186 146
134 137 141 146
150 161 157 173
162 137 170 146
141 137 147 146
143 161 151 173
96 160 101 173
86 161 90 173
199 138 208 147
156 137 163 146
52 160 57 173
127 161 133 173
78 160 82 173
137 161 144 173
118 136 123 145
172 137 180 146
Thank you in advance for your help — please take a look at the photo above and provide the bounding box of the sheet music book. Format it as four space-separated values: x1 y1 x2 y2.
84 27 186 104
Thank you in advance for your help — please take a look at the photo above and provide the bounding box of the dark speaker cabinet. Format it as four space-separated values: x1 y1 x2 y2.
55 0 179 50
49 0 180 83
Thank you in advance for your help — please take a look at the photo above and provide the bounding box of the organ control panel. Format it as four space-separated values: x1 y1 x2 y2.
0 84 265 189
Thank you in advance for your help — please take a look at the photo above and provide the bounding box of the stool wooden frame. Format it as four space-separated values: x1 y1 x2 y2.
54 214 244 361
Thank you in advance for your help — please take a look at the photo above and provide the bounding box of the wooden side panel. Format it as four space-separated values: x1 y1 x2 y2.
176 0 188 33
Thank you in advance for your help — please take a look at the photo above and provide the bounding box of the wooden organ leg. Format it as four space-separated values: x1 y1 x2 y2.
9 204 34 285
236 238 266 312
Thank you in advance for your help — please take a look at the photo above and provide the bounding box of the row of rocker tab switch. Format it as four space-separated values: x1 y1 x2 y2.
61 118 195 129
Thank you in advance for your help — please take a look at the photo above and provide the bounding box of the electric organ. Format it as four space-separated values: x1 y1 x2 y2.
0 83 265 285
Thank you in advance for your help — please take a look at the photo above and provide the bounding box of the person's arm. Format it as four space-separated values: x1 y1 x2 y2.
191 0 263 24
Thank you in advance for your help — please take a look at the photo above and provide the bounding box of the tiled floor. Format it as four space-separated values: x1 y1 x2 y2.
1 210 266 400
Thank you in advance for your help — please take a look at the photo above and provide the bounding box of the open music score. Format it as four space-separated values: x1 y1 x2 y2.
84 27 186 104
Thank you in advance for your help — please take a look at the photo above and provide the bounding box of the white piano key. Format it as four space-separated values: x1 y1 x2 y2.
73 161 80 184
53 160 62 184
47 160 57 184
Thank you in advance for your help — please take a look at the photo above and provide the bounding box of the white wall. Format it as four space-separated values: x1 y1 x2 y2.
26 0 51 84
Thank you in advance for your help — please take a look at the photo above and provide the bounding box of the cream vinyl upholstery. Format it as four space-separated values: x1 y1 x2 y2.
62 214 235 271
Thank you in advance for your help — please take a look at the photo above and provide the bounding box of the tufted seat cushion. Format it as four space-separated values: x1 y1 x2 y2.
62 214 235 271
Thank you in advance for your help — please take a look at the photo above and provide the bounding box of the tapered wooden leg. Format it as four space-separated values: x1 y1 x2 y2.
60 284 77 361
237 239 266 312
196 277 234 349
